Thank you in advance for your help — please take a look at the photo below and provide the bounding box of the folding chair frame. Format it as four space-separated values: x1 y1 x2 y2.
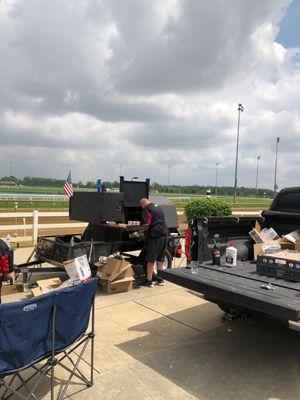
0 295 95 400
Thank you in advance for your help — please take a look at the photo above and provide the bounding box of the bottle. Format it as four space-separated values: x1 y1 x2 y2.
70 236 75 247
212 241 221 266
225 242 237 267
5 234 11 249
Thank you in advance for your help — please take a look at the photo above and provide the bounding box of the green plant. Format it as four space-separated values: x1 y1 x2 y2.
185 198 231 222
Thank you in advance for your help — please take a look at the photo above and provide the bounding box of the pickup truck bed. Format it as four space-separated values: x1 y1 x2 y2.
159 264 300 322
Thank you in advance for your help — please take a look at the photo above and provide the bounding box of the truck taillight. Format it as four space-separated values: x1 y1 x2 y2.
185 227 192 262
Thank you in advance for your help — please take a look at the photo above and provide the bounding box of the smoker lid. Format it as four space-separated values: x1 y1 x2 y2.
160 205 179 229
120 176 150 206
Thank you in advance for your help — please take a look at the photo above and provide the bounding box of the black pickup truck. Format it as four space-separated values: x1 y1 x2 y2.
159 187 300 323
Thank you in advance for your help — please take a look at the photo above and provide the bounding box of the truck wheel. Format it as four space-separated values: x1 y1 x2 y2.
163 250 172 269
217 302 247 317
218 303 232 314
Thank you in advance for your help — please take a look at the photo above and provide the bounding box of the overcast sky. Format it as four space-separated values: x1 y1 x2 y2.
0 0 300 189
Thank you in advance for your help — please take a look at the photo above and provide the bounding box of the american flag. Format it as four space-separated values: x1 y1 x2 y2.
64 171 74 197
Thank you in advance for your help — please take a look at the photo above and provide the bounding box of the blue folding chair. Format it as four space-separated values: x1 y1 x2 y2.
0 278 97 400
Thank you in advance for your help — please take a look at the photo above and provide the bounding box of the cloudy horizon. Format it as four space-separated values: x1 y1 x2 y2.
0 0 300 189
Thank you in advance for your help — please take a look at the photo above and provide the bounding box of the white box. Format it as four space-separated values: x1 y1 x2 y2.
63 255 91 284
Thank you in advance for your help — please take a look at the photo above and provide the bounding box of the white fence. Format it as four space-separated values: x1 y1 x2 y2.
0 211 87 245
0 209 261 246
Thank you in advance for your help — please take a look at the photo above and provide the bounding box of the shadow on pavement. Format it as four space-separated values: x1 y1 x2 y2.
117 305 300 400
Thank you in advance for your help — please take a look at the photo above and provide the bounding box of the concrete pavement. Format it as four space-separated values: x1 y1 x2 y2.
3 248 300 399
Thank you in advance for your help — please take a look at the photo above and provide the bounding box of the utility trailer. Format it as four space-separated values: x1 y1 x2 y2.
15 177 183 281
159 187 300 325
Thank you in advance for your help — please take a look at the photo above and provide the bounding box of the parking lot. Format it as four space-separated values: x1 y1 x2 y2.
1 249 299 400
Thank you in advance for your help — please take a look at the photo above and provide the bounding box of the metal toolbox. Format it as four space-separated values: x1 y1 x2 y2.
256 254 300 282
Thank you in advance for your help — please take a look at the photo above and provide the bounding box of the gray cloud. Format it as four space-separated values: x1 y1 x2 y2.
110 0 288 94
128 116 232 150
0 0 299 191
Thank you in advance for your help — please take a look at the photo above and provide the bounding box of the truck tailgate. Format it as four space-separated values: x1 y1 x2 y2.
159 263 300 321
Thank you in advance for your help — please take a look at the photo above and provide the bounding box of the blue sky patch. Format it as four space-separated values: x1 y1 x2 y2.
276 0 300 48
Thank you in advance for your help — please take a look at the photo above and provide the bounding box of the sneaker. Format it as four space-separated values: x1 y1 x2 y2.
141 279 154 288
155 278 165 286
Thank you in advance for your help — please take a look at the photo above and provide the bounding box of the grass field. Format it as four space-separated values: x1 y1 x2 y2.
0 186 97 195
0 186 272 210
0 201 68 209
0 186 65 194
0 198 271 210
171 197 272 209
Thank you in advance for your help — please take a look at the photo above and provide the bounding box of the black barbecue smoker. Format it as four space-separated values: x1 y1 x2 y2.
15 177 182 280
69 177 181 267
70 176 150 226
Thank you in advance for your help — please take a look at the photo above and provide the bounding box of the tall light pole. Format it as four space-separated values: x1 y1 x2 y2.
233 103 244 203
215 162 220 196
168 165 171 186
66 163 71 175
274 137 280 194
255 155 261 197
10 160 14 177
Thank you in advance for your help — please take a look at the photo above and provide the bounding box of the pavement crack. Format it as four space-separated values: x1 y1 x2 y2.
94 287 183 311
133 300 204 334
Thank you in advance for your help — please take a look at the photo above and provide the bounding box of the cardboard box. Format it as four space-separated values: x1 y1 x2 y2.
251 221 295 260
253 243 263 260
249 228 264 244
253 240 294 261
266 250 300 262
97 256 134 294
1 283 24 296
97 263 133 281
31 278 62 297
261 227 280 241
97 257 132 281
36 277 62 287
100 277 134 294
250 227 280 244
283 229 300 244
275 240 295 249
63 255 91 284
